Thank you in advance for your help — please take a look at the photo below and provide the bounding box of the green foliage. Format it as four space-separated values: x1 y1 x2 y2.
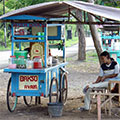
95 0 120 7
0 29 4 40
5 0 60 10
5 0 16 10
0 3 3 15
0 1 13 49
0 2 12 16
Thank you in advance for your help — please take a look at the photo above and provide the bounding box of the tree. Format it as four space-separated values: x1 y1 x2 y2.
76 10 86 61
87 0 103 64
5 0 60 10
0 1 11 48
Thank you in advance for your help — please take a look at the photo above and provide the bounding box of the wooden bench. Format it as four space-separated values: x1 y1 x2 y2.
90 92 120 120
90 80 120 120
108 80 120 105
90 87 108 114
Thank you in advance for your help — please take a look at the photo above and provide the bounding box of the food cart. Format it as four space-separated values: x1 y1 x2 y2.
2 15 68 112
101 24 120 63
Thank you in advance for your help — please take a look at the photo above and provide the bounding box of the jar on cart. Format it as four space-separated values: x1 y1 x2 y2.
26 59 33 69
8 56 17 69
33 56 42 69
17 56 26 69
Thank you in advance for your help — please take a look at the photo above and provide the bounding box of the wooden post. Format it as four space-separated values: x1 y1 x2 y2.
109 96 112 116
108 82 111 92
119 83 120 106
97 95 101 120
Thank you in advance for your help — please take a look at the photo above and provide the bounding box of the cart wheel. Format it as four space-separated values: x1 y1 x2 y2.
60 72 68 105
7 78 18 112
23 96 33 107
49 77 59 103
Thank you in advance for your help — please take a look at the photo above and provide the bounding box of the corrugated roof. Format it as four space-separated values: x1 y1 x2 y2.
0 1 120 21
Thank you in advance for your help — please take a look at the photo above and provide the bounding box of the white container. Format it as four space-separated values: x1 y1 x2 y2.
47 56 52 66
115 41 119 50
26 60 33 69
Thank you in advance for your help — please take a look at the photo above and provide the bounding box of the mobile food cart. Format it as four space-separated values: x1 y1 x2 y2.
101 24 120 64
2 15 68 112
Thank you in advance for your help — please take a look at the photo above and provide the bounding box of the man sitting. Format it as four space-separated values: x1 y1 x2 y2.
80 51 119 111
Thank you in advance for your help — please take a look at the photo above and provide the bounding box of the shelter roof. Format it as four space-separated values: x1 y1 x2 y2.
0 1 120 21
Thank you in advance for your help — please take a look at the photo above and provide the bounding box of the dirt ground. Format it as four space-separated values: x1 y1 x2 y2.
0 51 120 120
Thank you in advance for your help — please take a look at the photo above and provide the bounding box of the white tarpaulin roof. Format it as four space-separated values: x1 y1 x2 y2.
0 1 120 21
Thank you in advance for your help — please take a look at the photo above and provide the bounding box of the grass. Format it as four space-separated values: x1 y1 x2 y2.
0 43 24 51
86 51 98 62
0 45 11 51
65 37 78 47
49 36 78 47
66 50 99 63
0 36 78 51
66 57 73 62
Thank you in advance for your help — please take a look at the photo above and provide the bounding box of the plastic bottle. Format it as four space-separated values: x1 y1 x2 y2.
48 49 52 66
8 56 16 69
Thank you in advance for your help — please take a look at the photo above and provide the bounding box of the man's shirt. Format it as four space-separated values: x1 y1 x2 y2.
99 60 119 81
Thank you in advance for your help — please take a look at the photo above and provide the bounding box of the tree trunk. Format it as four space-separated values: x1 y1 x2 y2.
3 0 7 48
88 0 103 64
76 10 86 61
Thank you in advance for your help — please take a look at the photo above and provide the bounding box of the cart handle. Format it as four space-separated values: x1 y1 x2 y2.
60 67 69 74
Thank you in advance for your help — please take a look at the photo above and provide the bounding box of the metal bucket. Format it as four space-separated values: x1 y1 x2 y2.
48 103 63 117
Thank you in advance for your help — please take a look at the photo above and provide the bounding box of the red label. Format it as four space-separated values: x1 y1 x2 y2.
20 75 38 82
19 75 38 90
